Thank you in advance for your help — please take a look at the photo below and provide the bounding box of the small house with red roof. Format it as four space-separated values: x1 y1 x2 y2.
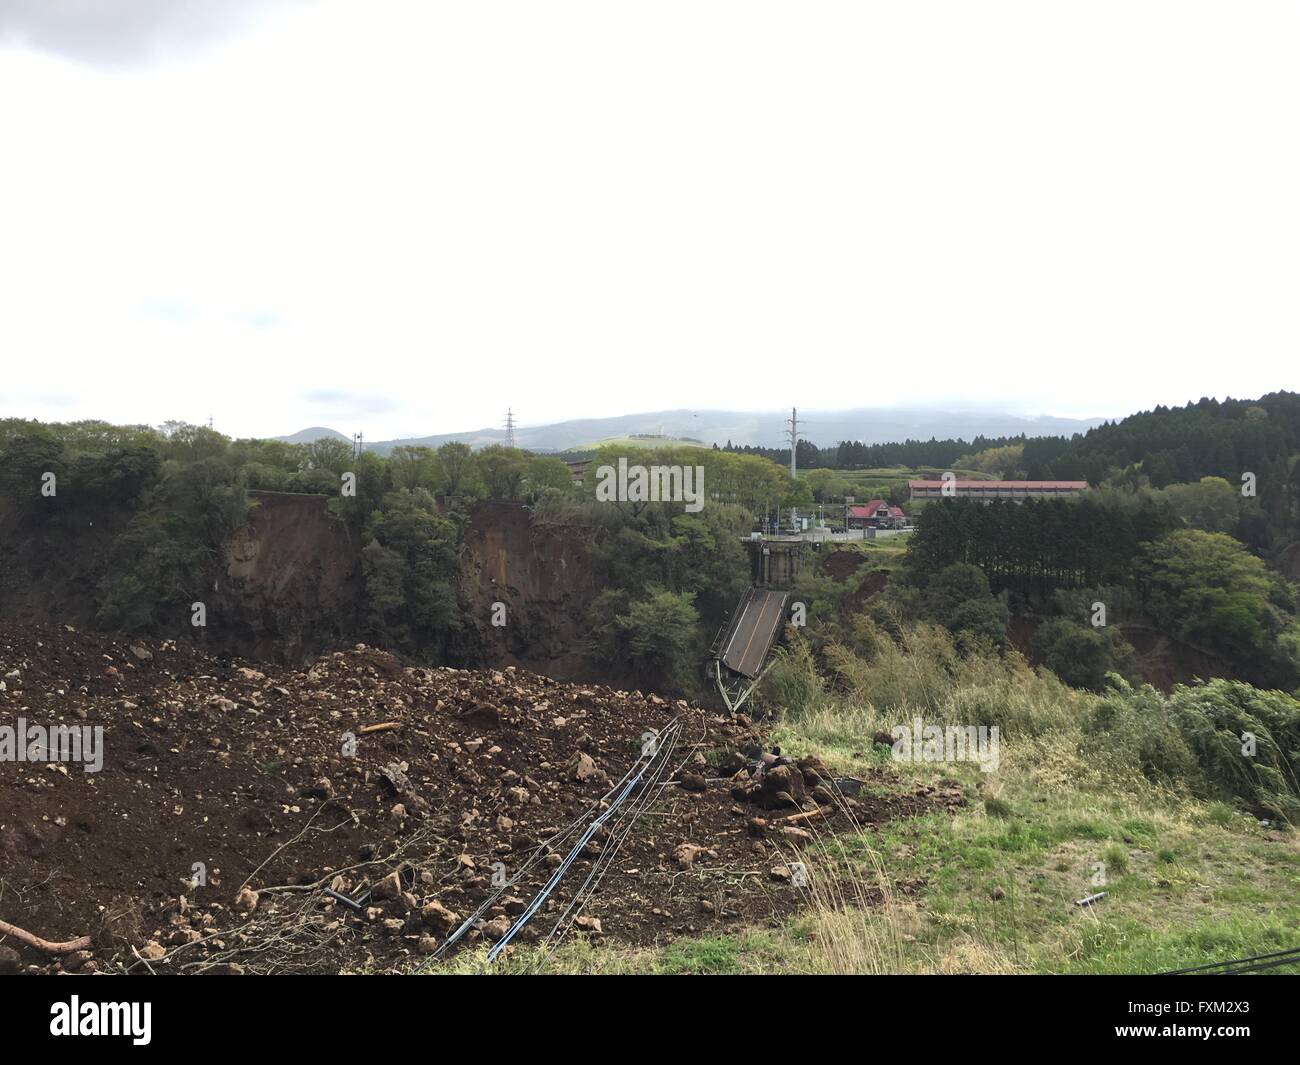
847 500 907 529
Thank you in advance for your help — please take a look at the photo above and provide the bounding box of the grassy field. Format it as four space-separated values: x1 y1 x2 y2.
574 435 710 450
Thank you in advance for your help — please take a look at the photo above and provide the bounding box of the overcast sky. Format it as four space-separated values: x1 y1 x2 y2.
1 1 1296 441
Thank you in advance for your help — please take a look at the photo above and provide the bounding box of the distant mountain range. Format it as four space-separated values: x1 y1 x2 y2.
275 408 1106 455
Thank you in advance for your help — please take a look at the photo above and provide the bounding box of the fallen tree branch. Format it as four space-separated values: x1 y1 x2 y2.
0 917 91 955
778 807 830 825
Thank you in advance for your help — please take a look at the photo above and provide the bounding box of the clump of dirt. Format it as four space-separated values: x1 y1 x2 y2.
0 623 957 974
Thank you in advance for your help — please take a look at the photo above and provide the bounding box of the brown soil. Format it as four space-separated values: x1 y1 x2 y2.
217 492 362 661
458 502 598 679
0 623 955 975
820 550 866 582
820 551 890 612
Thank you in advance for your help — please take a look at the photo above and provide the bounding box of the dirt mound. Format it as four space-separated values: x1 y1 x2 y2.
820 550 866 582
0 623 952 974
820 552 889 611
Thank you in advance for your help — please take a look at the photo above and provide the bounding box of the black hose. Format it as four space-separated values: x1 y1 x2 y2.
1158 944 1300 975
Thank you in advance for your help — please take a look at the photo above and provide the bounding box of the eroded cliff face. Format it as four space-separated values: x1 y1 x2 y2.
456 501 598 679
212 491 362 661
220 498 600 673
0 492 602 673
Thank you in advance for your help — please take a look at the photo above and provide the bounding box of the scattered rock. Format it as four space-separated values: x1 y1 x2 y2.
370 871 403 902
0 623 940 974
482 916 511 941
421 900 459 935
673 843 718 867
570 752 601 782
139 940 167 961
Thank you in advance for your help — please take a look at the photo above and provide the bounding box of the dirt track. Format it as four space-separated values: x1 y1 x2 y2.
0 624 956 974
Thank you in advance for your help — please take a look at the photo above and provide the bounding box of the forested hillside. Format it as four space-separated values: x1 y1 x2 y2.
3 392 1299 697
0 420 797 692
730 392 1300 525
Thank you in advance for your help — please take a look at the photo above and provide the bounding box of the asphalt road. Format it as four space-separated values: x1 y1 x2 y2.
721 589 788 678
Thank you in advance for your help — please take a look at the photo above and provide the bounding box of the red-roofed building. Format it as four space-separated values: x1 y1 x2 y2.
848 500 907 529
908 479 1088 503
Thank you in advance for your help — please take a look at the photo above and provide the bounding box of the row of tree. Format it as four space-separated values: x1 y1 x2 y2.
905 495 1300 687
905 495 1177 594
722 434 1035 471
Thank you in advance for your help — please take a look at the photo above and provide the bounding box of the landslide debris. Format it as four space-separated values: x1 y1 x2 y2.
0 624 958 974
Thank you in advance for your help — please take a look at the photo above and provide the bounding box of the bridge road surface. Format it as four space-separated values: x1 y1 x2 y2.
720 589 789 679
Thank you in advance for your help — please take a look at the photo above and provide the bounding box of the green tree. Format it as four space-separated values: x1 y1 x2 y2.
436 441 481 499
360 491 462 653
1136 530 1279 660
1160 476 1240 533
1032 617 1135 691
619 588 701 690
921 563 1008 647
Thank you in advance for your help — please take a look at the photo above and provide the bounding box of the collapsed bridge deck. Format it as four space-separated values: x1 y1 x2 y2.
716 587 788 680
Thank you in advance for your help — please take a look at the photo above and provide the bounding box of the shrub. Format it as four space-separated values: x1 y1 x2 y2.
756 633 825 717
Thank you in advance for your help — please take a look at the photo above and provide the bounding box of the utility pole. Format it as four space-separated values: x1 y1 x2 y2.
785 407 799 533
504 408 517 449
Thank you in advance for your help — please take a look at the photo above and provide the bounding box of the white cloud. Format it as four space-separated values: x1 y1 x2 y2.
0 0 305 67
1 0 1296 441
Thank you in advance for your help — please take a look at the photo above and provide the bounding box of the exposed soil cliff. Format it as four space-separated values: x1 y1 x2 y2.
456 501 598 679
212 492 362 662
1 493 603 676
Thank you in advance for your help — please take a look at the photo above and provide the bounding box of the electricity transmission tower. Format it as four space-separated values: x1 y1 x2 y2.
785 407 799 478
353 431 363 458
504 408 517 449
785 407 799 532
